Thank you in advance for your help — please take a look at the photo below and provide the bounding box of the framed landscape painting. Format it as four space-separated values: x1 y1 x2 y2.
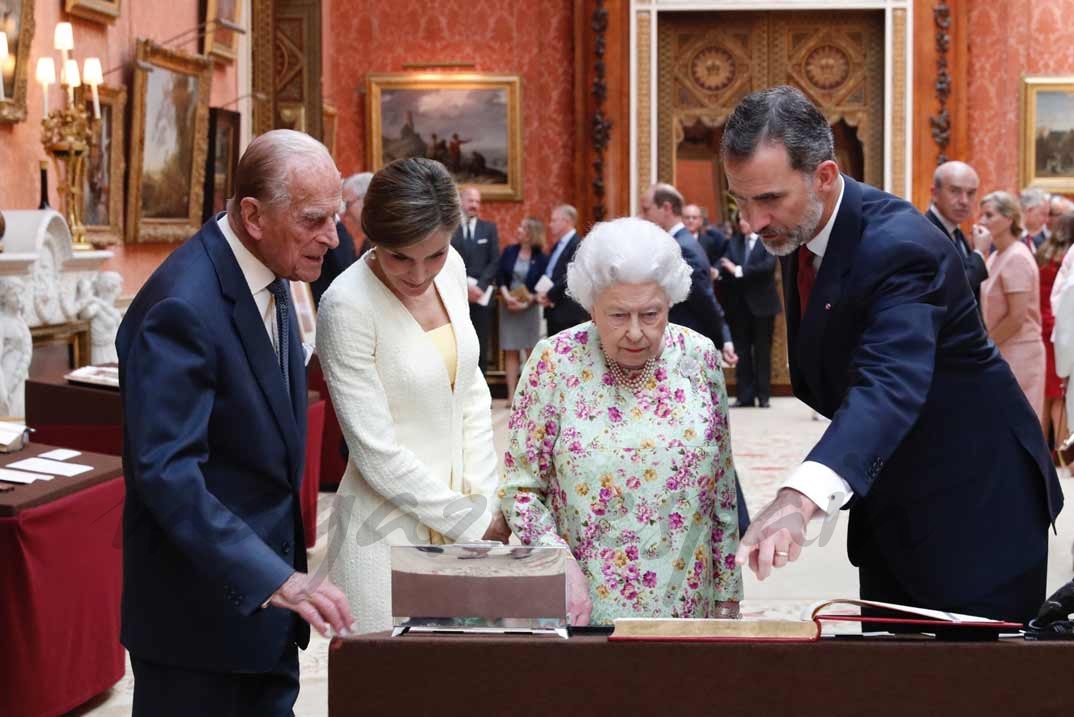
127 39 212 243
1021 76 1074 192
367 73 522 200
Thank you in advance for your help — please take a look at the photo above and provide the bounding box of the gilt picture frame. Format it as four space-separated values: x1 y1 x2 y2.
203 0 243 63
77 83 126 247
1021 76 1074 193
126 39 213 243
0 0 34 123
367 73 522 201
203 107 240 223
64 0 121 25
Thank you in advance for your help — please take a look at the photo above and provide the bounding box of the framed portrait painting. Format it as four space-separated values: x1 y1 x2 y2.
1021 76 1074 192
0 0 34 123
367 73 523 201
202 0 243 63
77 83 126 247
203 107 240 223
64 0 120 25
127 39 213 243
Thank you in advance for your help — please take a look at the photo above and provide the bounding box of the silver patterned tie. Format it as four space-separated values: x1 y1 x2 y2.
268 278 290 393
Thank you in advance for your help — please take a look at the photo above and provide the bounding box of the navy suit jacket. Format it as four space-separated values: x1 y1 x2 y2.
311 219 357 306
117 217 309 673
544 231 590 333
720 232 782 318
782 176 1062 612
697 225 729 266
924 208 987 306
670 226 731 346
497 243 547 291
451 217 500 291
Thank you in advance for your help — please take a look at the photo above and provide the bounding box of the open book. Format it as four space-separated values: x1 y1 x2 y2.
609 599 1024 642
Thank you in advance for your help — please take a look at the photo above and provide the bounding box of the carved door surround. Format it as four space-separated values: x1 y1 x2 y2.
250 0 324 140
657 11 886 193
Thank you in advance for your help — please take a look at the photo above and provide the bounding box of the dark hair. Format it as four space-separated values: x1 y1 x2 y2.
361 158 461 249
1039 211 1074 266
651 183 684 216
720 85 834 173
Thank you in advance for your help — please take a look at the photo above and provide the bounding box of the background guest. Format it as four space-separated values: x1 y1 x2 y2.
979 190 1046 421
313 171 372 306
497 217 547 402
501 217 742 626
317 159 508 634
1038 211 1074 446
924 161 989 307
451 187 500 373
537 204 589 336
719 213 782 408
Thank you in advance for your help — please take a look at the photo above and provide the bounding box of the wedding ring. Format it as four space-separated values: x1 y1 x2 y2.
774 550 790 558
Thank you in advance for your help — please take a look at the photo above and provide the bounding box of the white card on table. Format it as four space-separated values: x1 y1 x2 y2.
7 457 93 477
0 467 53 484
38 448 82 461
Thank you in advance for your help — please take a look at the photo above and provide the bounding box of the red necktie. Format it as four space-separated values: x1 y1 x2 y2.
797 245 817 319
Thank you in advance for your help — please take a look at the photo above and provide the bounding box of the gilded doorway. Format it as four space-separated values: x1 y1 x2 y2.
657 10 886 392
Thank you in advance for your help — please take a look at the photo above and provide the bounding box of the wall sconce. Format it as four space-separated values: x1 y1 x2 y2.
34 22 102 251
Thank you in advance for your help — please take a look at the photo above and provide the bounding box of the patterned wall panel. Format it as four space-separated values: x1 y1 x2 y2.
968 0 1074 195
324 0 574 234
892 8 907 195
636 11 652 195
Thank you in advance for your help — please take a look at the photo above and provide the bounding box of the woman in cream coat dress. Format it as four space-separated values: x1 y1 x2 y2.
316 158 507 634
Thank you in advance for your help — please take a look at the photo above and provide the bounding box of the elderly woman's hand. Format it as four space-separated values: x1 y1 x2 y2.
481 511 512 543
565 558 593 626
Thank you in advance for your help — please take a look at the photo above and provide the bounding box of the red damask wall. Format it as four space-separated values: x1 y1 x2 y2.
323 0 575 241
968 0 1074 196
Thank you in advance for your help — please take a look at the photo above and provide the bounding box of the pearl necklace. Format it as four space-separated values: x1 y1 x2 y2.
605 354 656 392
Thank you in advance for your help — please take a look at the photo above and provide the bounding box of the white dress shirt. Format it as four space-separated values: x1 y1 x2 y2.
218 215 282 354
928 204 984 260
779 177 855 514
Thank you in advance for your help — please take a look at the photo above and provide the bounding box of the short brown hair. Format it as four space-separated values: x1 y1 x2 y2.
361 158 460 249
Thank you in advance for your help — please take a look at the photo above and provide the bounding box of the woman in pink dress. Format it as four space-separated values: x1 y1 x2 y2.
979 191 1045 422
1036 212 1074 445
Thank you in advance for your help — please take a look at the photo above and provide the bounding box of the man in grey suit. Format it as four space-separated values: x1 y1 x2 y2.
451 187 500 373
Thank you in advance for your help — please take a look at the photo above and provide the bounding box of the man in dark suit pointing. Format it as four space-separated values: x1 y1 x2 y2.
724 86 1062 623
118 130 355 715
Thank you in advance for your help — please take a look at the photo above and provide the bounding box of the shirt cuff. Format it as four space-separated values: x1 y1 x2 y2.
780 461 854 515
733 265 744 278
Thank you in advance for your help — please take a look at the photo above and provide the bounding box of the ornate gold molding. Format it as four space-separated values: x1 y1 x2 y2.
636 11 652 195
892 9 907 195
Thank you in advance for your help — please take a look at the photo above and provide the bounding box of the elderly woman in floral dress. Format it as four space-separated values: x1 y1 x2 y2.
499 217 742 625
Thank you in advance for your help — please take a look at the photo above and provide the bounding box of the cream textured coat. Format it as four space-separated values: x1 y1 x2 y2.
316 249 499 634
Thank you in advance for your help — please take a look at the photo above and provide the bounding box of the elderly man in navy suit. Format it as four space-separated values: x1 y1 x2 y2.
724 86 1062 623
117 130 355 715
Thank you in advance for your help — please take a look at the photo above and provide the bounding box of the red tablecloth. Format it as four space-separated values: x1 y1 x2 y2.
0 475 125 717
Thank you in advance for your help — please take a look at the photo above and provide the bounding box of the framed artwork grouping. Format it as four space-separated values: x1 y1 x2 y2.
1021 76 1074 193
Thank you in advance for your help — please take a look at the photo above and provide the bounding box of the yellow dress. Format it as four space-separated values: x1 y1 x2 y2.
426 323 458 388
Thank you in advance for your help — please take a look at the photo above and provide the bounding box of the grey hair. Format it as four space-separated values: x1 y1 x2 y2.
228 129 335 216
1020 187 1050 209
721 85 834 173
566 217 691 312
553 204 578 226
342 172 373 199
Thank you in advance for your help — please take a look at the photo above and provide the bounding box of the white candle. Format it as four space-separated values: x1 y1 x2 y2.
0 33 8 102
63 59 80 106
83 58 103 119
36 57 56 116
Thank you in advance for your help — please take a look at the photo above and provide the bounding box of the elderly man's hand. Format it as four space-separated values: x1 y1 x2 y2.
481 511 511 543
735 488 819 581
269 572 355 638
565 558 593 626
721 342 739 367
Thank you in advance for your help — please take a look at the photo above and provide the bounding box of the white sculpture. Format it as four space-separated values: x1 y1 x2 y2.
0 279 32 419
80 271 123 365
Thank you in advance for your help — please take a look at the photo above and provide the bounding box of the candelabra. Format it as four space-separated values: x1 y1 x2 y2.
34 23 103 251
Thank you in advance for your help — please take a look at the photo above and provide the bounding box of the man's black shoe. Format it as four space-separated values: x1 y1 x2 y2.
730 400 755 408
758 399 771 408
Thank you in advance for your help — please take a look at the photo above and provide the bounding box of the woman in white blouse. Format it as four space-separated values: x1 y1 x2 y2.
316 158 507 633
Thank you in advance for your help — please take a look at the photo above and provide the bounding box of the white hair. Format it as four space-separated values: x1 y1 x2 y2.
342 172 373 199
566 216 692 312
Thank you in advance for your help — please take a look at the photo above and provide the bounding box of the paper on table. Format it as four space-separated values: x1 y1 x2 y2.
0 467 54 484
7 457 94 477
535 275 554 294
38 448 81 461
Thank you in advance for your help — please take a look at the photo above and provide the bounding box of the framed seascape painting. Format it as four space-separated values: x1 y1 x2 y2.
202 0 243 63
64 0 120 25
127 39 213 243
203 107 240 223
78 83 126 247
1021 76 1074 192
366 73 522 201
